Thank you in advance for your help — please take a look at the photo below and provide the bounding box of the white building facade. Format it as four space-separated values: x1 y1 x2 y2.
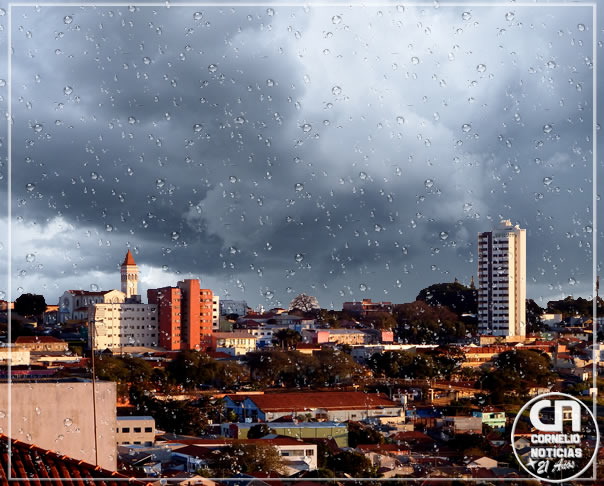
88 303 159 350
220 299 248 316
478 220 527 337
58 289 125 323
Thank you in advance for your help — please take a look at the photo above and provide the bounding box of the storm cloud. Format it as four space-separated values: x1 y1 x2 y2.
0 2 599 310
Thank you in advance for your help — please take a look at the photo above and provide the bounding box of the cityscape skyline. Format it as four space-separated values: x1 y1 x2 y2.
1 4 599 310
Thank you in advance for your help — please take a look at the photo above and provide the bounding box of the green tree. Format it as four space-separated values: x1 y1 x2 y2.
272 328 302 350
416 282 477 316
394 300 465 344
14 293 47 318
348 421 385 448
327 450 376 477
526 299 545 332
289 293 320 312
247 423 272 439
212 442 286 476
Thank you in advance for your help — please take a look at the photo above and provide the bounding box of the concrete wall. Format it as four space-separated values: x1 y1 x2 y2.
0 381 117 471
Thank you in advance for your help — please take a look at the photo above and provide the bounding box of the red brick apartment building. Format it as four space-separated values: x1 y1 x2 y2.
147 279 214 351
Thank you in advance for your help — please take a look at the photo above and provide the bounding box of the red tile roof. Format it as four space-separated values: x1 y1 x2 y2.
245 391 399 412
0 435 151 486
122 249 137 266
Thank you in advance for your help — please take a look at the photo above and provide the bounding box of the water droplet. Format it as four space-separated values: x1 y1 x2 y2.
266 79 275 87
295 183 304 192
547 60 556 69
577 23 585 31
156 178 165 188
431 265 437 271
229 176 238 183
64 86 73 95
568 277 576 285
208 64 218 73
234 116 245 124
461 12 472 21
424 179 434 189
302 123 312 132
359 172 367 180
395 280 402 288
142 57 152 65
462 123 472 133
543 176 553 186
359 283 368 291
33 123 43 133
105 224 113 232
505 11 515 21
543 124 553 133
263 290 275 300
463 202 473 212
332 15 342 24
395 167 402 176
25 183 35 192
193 11 203 20
476 64 486 73
63 15 73 24
584 225 592 233
171 231 180 241
411 56 420 65
439 231 448 240
90 172 99 180
90 283 99 291
331 85 342 96
266 8 274 16
35 407 41 415
25 253 35 263
64 418 73 427
0 411 5 419
295 253 304 263
193 123 203 132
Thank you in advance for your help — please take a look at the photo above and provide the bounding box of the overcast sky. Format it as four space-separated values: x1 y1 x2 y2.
0 1 601 310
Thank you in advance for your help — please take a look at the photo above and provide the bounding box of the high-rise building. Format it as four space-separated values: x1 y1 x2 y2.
121 249 139 299
478 220 526 337
148 279 214 351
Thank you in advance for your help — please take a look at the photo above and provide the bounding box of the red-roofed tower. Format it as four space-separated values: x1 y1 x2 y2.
121 249 139 299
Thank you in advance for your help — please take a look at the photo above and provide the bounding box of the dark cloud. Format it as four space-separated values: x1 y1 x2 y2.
0 3 599 309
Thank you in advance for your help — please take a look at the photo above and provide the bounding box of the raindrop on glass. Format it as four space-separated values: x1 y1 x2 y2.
543 124 553 134
462 123 472 133
295 253 304 263
302 123 312 133
229 176 238 183
424 179 434 189
193 123 203 132
359 283 368 291
543 177 553 186
63 15 73 24
332 86 342 96
461 12 471 21
476 64 486 73
25 253 35 263
64 418 73 427
411 56 420 65
64 86 73 95
33 123 43 133
26 183 35 192
439 232 449 240
295 183 304 192
193 11 203 20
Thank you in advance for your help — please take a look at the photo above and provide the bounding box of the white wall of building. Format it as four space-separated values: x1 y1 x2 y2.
89 303 159 350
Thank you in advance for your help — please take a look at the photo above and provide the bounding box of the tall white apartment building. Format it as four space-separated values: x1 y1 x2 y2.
88 302 159 350
478 220 526 337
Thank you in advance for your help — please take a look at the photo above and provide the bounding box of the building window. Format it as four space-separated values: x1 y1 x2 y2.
305 449 314 456
122 427 130 433
134 427 141 433
144 427 153 432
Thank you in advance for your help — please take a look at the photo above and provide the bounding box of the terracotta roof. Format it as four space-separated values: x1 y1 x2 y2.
122 249 137 266
245 391 399 412
15 336 66 344
0 434 151 486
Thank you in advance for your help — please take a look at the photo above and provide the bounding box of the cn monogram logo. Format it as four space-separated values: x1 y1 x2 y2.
529 399 581 433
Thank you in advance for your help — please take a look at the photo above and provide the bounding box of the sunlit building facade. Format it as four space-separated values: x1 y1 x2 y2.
478 220 526 337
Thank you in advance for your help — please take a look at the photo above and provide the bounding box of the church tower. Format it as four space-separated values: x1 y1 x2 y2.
121 249 139 299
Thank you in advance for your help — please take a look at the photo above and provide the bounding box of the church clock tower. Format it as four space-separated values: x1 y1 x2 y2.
121 249 139 299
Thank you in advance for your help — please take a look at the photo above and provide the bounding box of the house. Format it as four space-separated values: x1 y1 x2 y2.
224 391 404 423
466 456 498 469
116 416 156 446
472 406 506 431
211 332 257 356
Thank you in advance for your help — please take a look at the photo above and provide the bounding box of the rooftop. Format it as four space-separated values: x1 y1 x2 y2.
240 391 400 412
122 249 137 266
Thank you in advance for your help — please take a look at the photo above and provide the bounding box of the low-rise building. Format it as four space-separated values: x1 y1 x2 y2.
221 421 349 447
59 289 126 323
224 391 404 423
211 332 257 356
0 346 30 366
15 336 69 352
220 300 249 317
343 299 394 316
116 416 155 446
472 406 505 431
